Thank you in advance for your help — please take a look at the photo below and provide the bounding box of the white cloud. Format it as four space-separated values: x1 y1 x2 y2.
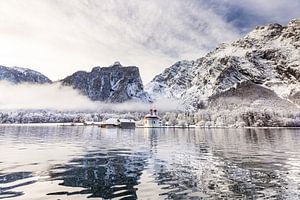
0 0 240 83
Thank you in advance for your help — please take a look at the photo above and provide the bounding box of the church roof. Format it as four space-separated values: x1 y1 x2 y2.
144 114 159 119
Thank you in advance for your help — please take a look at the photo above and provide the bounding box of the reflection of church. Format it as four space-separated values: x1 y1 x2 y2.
144 127 160 153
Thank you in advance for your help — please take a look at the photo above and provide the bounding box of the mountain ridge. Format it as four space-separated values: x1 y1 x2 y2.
0 19 299 108
60 62 151 103
146 19 300 111
0 65 52 84
0 62 151 103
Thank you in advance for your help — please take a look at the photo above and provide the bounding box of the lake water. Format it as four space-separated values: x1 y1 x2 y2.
0 126 300 199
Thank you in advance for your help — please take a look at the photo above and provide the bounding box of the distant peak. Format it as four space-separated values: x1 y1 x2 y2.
0 65 51 84
12 66 29 73
288 18 300 27
112 61 122 67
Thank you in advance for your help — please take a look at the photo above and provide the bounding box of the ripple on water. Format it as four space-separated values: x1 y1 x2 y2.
0 127 300 199
0 171 36 199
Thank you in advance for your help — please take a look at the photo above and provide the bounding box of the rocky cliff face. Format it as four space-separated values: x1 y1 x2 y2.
61 62 151 103
146 19 300 110
0 66 51 84
145 60 196 100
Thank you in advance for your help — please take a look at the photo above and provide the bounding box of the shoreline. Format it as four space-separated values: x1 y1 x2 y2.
0 123 300 129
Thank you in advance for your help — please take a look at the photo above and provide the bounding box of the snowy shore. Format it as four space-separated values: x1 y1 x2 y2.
1 109 300 128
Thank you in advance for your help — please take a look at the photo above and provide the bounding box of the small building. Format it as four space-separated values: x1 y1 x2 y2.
100 118 135 129
100 118 119 128
119 119 136 129
143 109 161 128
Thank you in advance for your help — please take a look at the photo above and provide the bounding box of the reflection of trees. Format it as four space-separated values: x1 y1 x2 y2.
48 150 148 199
209 128 299 199
141 128 300 199
2 127 299 199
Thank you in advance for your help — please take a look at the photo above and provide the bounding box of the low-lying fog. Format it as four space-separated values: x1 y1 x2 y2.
0 81 181 112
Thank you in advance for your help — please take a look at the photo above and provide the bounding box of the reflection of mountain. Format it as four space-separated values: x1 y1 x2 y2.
143 129 206 198
0 171 36 199
203 129 299 199
1 127 299 199
141 128 300 199
48 149 148 199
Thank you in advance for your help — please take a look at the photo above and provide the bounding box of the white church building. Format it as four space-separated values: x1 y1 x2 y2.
143 109 161 128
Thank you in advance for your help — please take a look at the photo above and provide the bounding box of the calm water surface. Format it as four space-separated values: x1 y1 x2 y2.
0 126 300 199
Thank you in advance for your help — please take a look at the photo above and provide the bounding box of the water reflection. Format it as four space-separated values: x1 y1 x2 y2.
0 126 300 199
48 150 148 199
0 172 35 199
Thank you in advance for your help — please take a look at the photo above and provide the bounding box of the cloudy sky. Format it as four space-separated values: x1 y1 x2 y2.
0 0 299 83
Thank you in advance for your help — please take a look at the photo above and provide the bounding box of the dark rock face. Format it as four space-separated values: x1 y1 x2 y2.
0 66 51 84
61 62 151 103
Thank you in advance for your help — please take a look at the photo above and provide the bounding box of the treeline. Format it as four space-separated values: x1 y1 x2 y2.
0 111 141 124
160 108 300 127
0 109 299 127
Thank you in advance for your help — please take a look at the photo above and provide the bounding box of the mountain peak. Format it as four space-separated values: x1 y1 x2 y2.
246 19 300 42
61 63 151 103
0 65 51 84
288 19 300 28
146 19 300 111
111 61 122 67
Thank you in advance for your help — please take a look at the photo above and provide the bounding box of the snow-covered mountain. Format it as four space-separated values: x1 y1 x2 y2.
0 65 51 84
145 60 196 100
146 19 300 110
61 62 151 103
